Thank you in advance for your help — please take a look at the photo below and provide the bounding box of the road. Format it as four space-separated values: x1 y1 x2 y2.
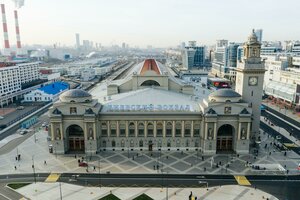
1 173 300 200
0 113 49 155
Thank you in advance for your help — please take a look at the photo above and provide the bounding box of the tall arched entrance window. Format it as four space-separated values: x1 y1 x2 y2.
140 80 160 86
147 122 154 137
166 122 172 137
67 124 85 152
217 124 234 152
156 122 163 137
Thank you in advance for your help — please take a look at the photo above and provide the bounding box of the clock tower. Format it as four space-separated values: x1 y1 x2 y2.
235 30 266 142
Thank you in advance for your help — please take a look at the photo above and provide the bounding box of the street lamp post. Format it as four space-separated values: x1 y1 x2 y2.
32 155 36 183
98 159 101 187
59 182 63 200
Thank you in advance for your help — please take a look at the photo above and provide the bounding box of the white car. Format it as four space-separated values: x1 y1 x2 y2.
20 129 28 135
0 116 4 120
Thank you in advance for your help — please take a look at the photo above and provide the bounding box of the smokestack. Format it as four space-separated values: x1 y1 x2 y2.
1 4 10 54
14 10 21 51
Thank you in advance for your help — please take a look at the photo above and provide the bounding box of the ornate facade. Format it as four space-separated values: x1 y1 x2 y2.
49 32 264 155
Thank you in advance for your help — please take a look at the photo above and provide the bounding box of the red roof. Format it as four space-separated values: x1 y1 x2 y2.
140 59 161 75
40 69 53 74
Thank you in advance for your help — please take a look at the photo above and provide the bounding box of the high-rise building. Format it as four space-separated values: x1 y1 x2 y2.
75 33 80 49
255 29 263 43
235 30 266 141
182 41 205 69
260 41 282 55
216 39 228 48
211 41 240 80
0 62 40 105
122 42 126 49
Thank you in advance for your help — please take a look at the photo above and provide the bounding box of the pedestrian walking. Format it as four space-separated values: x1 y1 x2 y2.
44 160 47 165
14 166 17 170
93 166 96 171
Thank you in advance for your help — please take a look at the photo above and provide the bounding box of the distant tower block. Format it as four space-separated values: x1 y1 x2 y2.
1 4 10 54
14 10 22 50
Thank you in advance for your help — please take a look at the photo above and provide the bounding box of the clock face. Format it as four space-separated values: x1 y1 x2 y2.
248 77 258 86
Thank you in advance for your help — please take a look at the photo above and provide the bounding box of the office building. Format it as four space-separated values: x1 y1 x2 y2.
255 29 263 43
182 41 206 69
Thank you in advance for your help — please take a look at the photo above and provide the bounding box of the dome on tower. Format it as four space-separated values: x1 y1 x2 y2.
247 29 259 45
208 89 242 103
59 89 92 103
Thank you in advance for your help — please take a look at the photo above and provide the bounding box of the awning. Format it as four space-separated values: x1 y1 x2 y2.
264 81 296 102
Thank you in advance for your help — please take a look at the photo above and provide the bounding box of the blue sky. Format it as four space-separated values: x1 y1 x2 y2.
2 0 300 48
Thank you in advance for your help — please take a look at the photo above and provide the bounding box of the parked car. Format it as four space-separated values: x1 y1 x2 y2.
276 135 282 140
79 161 88 167
42 122 47 127
48 144 53 153
16 106 24 110
0 116 4 120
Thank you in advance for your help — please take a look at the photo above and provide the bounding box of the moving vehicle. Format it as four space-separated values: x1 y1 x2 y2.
20 129 28 135
79 161 88 167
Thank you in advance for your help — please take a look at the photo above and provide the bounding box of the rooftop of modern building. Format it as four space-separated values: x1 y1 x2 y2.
38 81 69 95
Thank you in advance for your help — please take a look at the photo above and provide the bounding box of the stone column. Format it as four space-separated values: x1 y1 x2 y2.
60 123 63 140
84 123 88 141
213 123 217 140
191 121 194 138
125 121 129 137
107 121 110 137
238 122 241 140
135 121 138 137
116 121 119 137
93 123 96 140
204 123 207 140
163 121 166 138
181 121 185 138
154 121 157 137
247 122 251 139
144 121 147 138
51 123 54 140
172 121 175 138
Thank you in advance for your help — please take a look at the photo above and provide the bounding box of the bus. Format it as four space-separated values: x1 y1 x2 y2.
207 77 231 91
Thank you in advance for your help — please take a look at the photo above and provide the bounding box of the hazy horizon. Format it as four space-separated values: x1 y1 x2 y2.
1 0 300 48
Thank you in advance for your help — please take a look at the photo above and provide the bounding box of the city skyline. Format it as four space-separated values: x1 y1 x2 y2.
1 0 300 48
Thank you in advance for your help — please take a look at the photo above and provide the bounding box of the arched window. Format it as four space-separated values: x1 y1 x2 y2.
147 122 154 137
101 122 107 136
156 122 163 137
166 122 172 137
175 122 181 137
138 122 144 137
140 80 160 86
184 122 191 137
110 122 116 137
112 140 116 147
119 121 126 137
194 122 200 137
129 122 135 137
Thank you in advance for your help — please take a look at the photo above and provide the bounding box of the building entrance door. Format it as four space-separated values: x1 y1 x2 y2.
67 125 85 153
148 141 153 151
216 124 234 153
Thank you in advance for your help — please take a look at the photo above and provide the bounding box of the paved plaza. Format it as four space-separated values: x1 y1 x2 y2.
15 182 278 200
0 118 299 176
